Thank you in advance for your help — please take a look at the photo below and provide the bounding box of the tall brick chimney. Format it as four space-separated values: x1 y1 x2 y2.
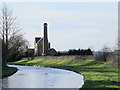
43 23 49 56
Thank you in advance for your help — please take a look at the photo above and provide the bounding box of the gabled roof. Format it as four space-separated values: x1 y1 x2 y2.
35 37 41 43
37 37 43 43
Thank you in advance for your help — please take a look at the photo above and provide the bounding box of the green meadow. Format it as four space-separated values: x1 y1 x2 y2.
9 59 119 88
1 65 18 78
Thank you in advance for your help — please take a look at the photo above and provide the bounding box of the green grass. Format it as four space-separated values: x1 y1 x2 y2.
9 59 120 88
1 65 18 78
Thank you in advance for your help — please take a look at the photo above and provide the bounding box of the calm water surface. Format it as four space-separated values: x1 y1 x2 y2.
1 65 84 88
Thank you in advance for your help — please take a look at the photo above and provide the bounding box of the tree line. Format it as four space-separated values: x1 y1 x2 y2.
0 4 28 65
56 48 93 56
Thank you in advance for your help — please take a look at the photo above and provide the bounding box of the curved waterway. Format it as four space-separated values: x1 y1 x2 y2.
2 65 84 88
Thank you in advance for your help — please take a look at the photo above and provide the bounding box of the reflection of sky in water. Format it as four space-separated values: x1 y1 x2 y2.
1 65 84 88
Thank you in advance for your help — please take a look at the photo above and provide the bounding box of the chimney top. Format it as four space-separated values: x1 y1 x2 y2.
44 23 47 26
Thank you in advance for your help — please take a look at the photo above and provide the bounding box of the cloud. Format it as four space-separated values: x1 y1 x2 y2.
14 3 117 35
11 2 117 20
6 2 118 51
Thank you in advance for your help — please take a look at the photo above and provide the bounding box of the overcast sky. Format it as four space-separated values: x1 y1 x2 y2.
0 2 118 51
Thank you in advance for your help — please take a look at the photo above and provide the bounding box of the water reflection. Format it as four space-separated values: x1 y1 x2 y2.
1 65 84 88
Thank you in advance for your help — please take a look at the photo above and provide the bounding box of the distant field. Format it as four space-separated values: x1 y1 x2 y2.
9 59 119 88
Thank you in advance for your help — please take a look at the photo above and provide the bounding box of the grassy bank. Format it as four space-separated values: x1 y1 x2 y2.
9 59 119 88
1 65 18 78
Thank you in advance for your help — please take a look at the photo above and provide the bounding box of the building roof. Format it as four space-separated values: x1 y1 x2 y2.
37 37 43 43
35 37 41 43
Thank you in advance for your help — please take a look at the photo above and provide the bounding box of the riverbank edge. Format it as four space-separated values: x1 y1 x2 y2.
8 63 83 75
8 60 119 89
1 66 18 79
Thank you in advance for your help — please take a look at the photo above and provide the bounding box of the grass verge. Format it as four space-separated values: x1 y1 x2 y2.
9 59 119 88
1 65 18 78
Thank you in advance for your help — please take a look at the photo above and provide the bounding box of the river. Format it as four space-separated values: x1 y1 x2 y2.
1 65 84 88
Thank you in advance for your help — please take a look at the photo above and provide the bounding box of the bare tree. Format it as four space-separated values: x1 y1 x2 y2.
0 4 28 65
101 46 111 61
95 46 111 61
9 34 28 61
